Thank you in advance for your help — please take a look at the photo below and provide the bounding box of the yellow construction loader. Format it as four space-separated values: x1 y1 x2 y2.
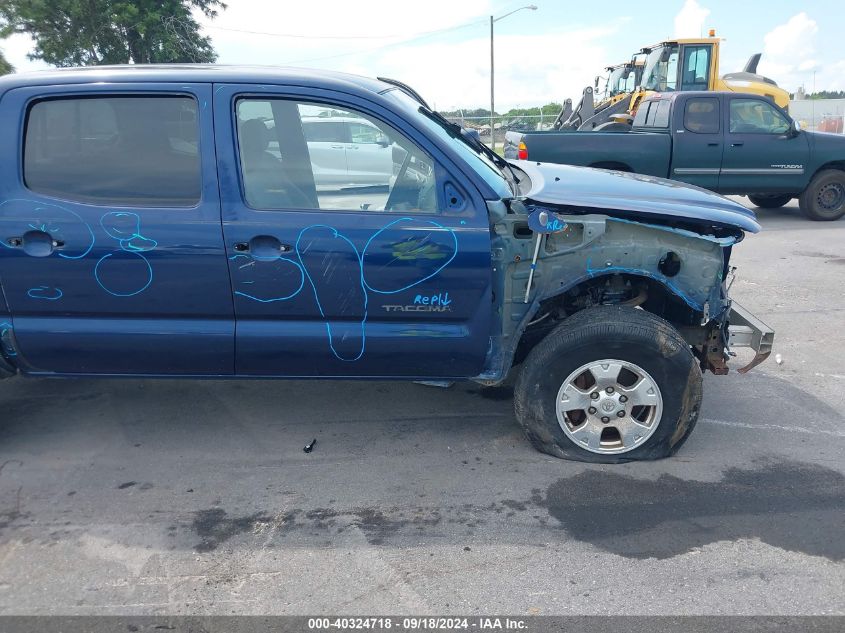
556 32 789 131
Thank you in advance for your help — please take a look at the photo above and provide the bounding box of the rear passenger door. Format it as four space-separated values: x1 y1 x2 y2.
669 96 723 190
0 84 234 375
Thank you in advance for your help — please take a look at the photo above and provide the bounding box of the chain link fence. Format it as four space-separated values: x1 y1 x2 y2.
443 99 845 149
444 114 555 150
789 99 845 133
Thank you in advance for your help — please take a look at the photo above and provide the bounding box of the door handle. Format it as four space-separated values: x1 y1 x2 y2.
330 145 344 149
731 142 744 147
707 142 720 146
8 230 63 257
234 237 292 259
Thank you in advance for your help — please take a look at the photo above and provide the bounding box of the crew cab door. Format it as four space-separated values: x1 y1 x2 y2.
719 96 810 194
669 95 723 190
212 84 492 377
0 84 234 375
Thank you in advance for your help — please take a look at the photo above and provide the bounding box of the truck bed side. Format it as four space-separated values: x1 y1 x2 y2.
520 131 672 177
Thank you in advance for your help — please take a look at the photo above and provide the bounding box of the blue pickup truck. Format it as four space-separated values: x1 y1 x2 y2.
507 91 845 221
0 66 772 463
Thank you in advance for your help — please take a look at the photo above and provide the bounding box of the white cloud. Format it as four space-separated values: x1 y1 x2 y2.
195 1 622 111
757 12 845 92
673 0 710 38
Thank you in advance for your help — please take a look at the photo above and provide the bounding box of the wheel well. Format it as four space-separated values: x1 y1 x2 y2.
809 161 845 182
513 273 701 365
588 161 632 172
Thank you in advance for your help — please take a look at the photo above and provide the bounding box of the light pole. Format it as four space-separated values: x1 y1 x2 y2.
490 5 537 152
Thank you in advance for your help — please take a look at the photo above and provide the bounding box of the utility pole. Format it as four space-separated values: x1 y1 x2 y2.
489 5 537 153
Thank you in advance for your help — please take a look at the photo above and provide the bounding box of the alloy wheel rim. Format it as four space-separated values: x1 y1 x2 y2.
556 359 663 455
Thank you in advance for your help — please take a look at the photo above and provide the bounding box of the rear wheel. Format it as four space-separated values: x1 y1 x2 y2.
514 306 702 463
798 170 845 221
748 194 792 209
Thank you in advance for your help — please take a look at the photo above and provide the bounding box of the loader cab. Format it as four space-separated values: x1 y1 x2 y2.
640 40 717 93
600 64 631 101
631 38 719 114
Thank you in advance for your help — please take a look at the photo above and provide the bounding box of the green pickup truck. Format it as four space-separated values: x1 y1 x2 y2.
507 91 845 221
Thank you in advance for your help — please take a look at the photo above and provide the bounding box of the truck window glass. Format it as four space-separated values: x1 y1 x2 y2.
680 46 711 91
236 99 438 214
384 89 511 200
24 96 200 206
633 102 651 127
653 100 671 127
302 120 349 143
642 44 679 91
729 99 790 134
684 98 720 134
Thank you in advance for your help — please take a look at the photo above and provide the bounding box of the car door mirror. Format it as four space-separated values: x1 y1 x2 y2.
376 135 390 148
790 118 802 136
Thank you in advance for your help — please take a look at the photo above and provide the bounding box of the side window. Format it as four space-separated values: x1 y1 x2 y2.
302 120 348 143
653 100 671 127
633 102 651 127
680 46 711 91
236 99 438 214
24 95 200 206
349 121 385 144
664 50 679 91
730 99 791 134
684 97 720 134
645 103 658 126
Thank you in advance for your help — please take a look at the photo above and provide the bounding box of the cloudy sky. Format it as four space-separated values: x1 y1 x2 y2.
2 0 843 111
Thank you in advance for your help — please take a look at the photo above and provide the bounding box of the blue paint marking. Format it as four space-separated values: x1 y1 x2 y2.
361 217 458 295
95 251 153 297
234 258 305 303
0 199 95 260
27 286 63 301
233 217 459 362
96 212 156 297
0 321 16 357
413 292 451 306
296 225 369 362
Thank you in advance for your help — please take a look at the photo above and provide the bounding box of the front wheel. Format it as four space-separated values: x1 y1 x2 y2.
798 170 845 221
748 194 792 209
514 306 702 463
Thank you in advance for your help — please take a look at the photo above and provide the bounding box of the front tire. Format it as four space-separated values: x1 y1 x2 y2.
514 306 702 463
748 194 792 209
798 170 845 221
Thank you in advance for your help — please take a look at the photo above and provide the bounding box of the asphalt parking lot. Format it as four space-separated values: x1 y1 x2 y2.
0 197 843 615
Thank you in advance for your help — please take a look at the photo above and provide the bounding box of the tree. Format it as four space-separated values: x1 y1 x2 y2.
0 50 13 75
0 0 226 66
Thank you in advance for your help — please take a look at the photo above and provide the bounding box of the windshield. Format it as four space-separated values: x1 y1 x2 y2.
385 89 512 199
642 44 679 91
603 67 626 100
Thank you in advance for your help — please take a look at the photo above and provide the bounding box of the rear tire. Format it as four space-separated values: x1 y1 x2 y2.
798 170 845 221
748 194 792 209
514 306 702 463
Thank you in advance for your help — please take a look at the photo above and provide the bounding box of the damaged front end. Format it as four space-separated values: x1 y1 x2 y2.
477 161 774 383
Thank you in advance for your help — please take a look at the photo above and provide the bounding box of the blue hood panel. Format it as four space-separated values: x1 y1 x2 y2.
516 162 760 234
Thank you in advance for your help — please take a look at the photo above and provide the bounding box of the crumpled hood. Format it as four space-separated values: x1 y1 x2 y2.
515 161 760 234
